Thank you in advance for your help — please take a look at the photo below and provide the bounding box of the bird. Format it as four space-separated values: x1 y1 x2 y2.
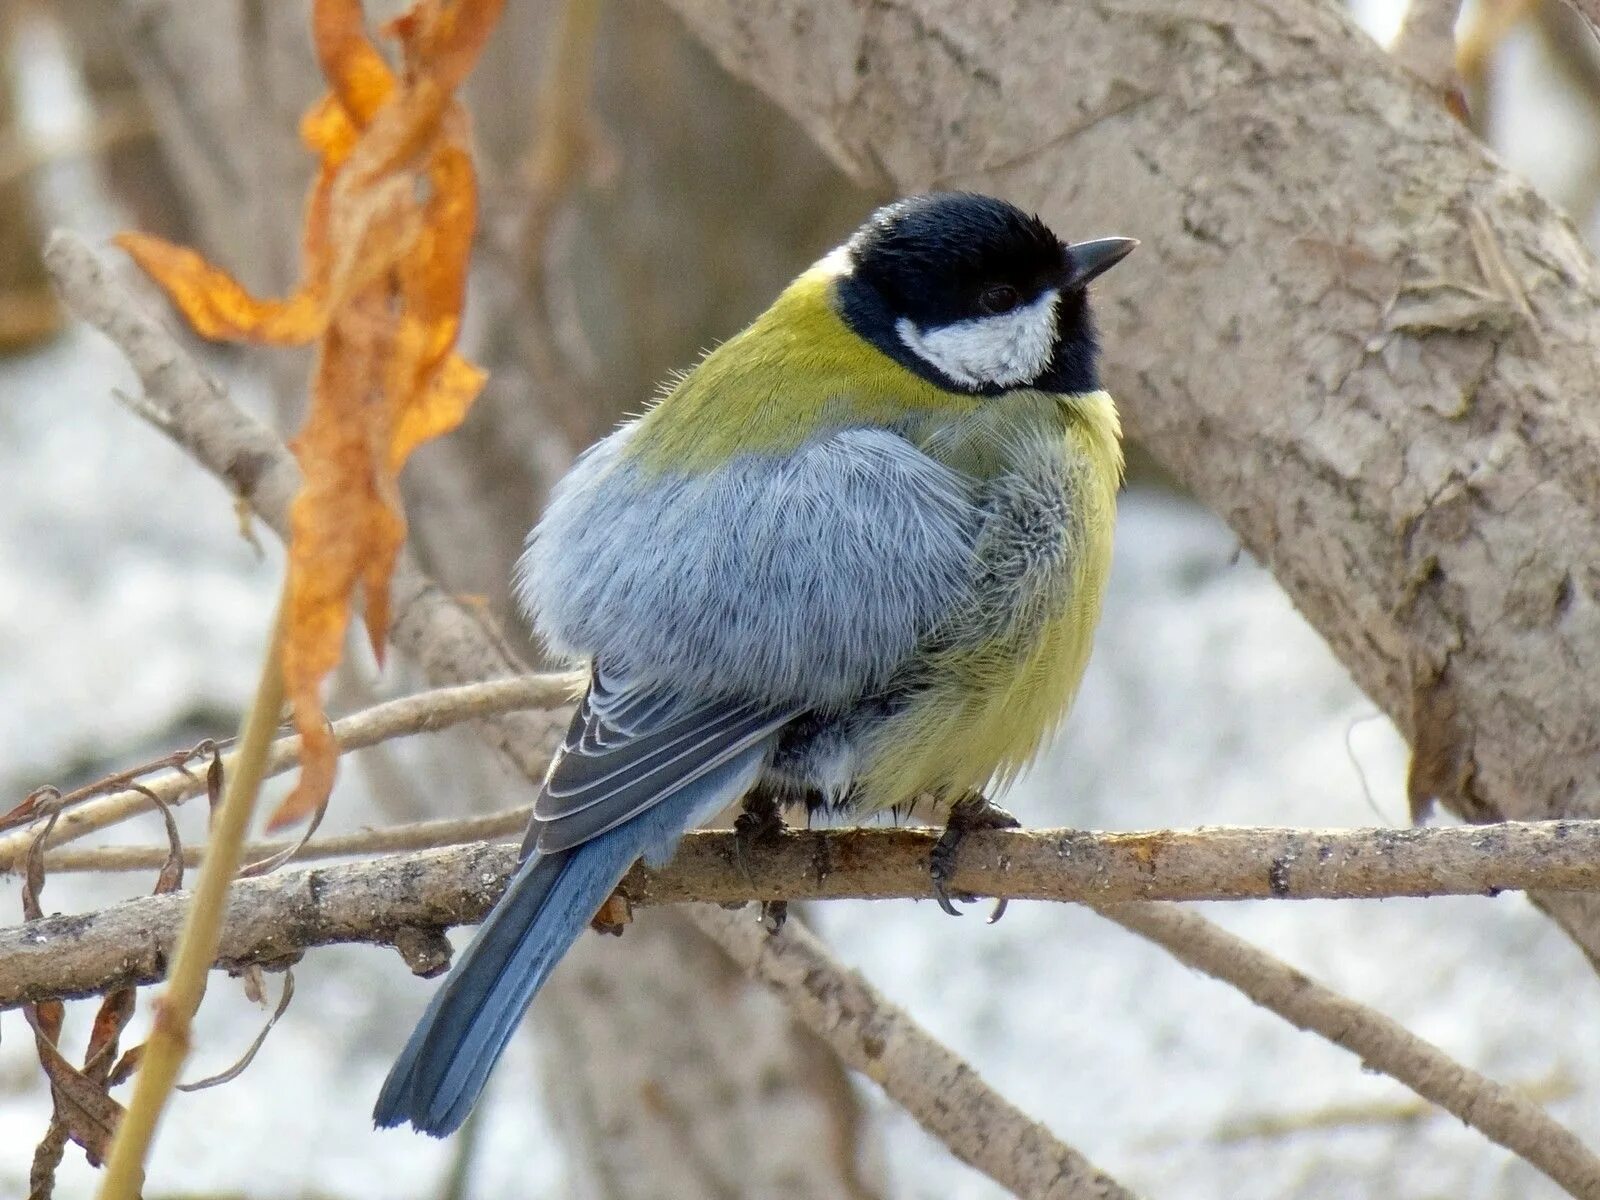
374 191 1134 1137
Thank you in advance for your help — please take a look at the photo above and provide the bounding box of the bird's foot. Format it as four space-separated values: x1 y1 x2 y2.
930 793 1019 922
734 786 789 933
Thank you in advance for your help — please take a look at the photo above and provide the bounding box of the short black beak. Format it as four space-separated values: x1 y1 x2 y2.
1064 237 1138 290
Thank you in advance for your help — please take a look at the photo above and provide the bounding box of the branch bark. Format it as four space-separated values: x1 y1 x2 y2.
44 812 1600 889
687 905 1139 1200
12 827 1600 1196
652 0 1600 969
1098 902 1600 1199
12 819 1600 1005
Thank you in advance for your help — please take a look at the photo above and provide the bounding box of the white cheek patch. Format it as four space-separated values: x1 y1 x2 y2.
896 288 1060 389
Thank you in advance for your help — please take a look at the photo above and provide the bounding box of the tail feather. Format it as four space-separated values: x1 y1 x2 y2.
373 743 768 1136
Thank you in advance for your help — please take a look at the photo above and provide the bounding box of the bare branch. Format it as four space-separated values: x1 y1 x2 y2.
12 819 1600 1006
34 815 1600 894
0 675 575 871
687 904 1140 1200
16 823 1598 1195
1098 902 1600 1200
43 808 532 873
42 230 568 792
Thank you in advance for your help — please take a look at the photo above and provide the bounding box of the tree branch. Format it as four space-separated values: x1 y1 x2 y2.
0 675 575 871
11 824 1600 1195
39 808 532 874
1098 902 1600 1200
687 904 1139 1200
11 819 1600 1006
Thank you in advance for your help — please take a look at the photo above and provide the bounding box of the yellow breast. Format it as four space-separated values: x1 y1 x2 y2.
855 390 1122 810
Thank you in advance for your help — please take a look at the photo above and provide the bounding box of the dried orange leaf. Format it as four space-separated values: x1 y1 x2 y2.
114 234 327 345
392 353 486 467
24 1004 124 1166
386 0 507 94
313 0 395 125
123 0 500 833
84 988 136 1083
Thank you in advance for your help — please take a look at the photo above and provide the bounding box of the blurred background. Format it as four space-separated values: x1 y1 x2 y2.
2 0 1599 1197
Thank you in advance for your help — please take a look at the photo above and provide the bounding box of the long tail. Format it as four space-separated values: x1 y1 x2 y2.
373 745 766 1137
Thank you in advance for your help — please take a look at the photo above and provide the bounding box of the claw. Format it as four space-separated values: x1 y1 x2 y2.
760 900 789 933
733 787 786 886
930 793 1019 919
735 787 790 930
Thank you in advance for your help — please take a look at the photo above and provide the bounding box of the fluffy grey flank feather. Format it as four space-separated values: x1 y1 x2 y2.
517 425 982 709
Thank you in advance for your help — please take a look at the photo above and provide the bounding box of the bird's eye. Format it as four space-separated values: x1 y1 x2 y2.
977 284 1020 315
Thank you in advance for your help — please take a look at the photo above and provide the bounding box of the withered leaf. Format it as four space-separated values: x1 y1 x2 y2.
117 0 501 834
176 970 296 1092
83 989 136 1084
23 1006 124 1167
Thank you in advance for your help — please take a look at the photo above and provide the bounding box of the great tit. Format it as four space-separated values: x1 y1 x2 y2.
375 191 1134 1136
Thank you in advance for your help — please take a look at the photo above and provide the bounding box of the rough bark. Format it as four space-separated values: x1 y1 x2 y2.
689 906 1140 1200
16 819 1600 1007
656 0 1600 965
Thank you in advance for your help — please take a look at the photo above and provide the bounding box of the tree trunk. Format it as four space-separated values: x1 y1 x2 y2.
657 0 1600 965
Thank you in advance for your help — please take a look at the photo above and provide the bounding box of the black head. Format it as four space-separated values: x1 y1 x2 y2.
831 192 1134 396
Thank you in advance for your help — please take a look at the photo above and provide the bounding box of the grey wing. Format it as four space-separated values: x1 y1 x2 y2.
526 661 799 857
518 425 983 710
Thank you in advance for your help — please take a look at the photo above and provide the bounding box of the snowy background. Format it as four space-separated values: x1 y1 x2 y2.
3 4 1600 1198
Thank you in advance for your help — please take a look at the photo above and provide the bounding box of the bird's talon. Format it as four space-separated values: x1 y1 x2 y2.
931 793 1018 919
760 900 788 933
733 787 787 886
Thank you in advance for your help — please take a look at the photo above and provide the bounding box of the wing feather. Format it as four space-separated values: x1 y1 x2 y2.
527 666 797 857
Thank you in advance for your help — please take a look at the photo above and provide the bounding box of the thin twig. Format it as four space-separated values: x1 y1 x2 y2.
0 675 574 871
96 590 288 1200
1097 902 1600 1200
687 905 1140 1200
43 807 532 873
15 820 1600 1007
